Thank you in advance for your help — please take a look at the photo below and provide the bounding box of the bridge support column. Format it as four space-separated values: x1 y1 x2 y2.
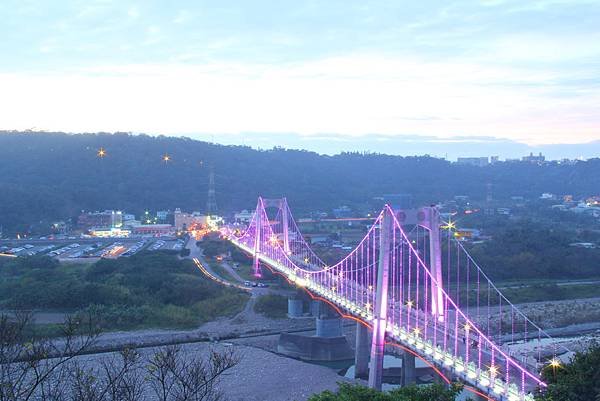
281 198 290 255
253 199 262 278
311 300 320 317
354 322 370 378
287 297 303 318
426 207 444 320
401 352 416 386
315 301 342 337
368 208 392 390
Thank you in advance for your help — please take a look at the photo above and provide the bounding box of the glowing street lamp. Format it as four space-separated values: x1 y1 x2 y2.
441 219 457 231
549 358 561 379
549 358 561 369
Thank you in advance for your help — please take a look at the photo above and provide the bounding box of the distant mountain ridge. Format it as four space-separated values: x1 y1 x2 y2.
185 132 600 160
0 131 598 233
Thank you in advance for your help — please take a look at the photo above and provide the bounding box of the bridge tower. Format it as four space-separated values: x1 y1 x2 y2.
368 207 392 390
397 207 445 320
424 207 444 320
281 198 290 254
253 198 262 278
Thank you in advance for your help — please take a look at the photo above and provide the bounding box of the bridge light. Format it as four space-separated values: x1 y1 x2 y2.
413 327 421 336
365 302 371 310
162 154 171 163
304 257 309 263
488 365 498 376
97 147 106 158
479 372 491 387
464 323 471 331
493 380 505 395
549 358 561 369
406 300 414 308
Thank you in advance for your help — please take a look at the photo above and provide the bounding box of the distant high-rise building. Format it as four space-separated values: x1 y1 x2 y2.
522 152 545 163
490 156 499 164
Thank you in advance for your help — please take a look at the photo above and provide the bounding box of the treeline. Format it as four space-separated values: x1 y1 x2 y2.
1 131 599 233
466 222 600 279
0 252 248 330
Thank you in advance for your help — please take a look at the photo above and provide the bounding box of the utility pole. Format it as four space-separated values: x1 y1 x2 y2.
206 166 217 216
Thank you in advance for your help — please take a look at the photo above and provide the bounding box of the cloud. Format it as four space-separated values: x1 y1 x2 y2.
0 0 598 146
0 54 598 145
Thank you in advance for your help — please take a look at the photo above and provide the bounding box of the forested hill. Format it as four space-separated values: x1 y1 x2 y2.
0 131 599 233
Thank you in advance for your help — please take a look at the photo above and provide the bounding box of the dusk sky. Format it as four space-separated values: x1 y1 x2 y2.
1 0 599 153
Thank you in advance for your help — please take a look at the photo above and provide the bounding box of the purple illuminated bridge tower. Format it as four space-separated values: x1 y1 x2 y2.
228 197 568 401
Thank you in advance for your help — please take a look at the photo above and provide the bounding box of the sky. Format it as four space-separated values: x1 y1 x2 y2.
0 0 599 157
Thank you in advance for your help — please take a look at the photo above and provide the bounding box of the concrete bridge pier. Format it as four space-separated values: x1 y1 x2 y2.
315 301 343 337
354 322 370 378
278 300 353 361
401 351 416 386
287 297 303 318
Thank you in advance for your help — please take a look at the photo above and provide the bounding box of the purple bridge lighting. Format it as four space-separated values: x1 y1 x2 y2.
225 197 567 401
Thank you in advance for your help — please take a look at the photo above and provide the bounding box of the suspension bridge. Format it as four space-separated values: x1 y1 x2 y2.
224 197 566 401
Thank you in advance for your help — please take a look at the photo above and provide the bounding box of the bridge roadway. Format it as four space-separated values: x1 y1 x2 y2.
231 237 537 401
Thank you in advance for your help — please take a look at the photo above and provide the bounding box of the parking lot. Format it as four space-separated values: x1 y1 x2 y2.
0 237 187 261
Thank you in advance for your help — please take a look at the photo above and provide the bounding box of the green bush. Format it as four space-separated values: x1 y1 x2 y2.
309 383 462 401
0 253 249 331
254 294 288 318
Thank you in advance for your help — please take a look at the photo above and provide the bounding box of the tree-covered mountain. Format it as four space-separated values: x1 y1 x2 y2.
0 131 599 233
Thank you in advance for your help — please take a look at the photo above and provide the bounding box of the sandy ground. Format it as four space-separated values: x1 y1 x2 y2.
58 340 352 401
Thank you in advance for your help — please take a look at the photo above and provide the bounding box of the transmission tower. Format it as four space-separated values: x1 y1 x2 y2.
206 166 218 216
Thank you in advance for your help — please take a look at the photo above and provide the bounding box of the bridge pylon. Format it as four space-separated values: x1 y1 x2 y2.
281 198 290 254
253 198 263 278
396 206 445 320
368 206 393 390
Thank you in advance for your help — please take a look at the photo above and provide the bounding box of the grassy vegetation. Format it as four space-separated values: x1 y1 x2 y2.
309 383 462 401
253 294 288 318
0 252 249 331
501 283 600 304
209 262 239 283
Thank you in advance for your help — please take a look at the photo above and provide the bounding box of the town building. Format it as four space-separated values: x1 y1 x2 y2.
174 208 208 230
78 210 123 229
234 210 254 224
522 152 545 163
457 157 489 167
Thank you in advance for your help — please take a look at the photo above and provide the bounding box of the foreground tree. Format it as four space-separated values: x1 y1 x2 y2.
537 342 600 401
0 311 240 401
0 311 100 401
308 382 463 401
